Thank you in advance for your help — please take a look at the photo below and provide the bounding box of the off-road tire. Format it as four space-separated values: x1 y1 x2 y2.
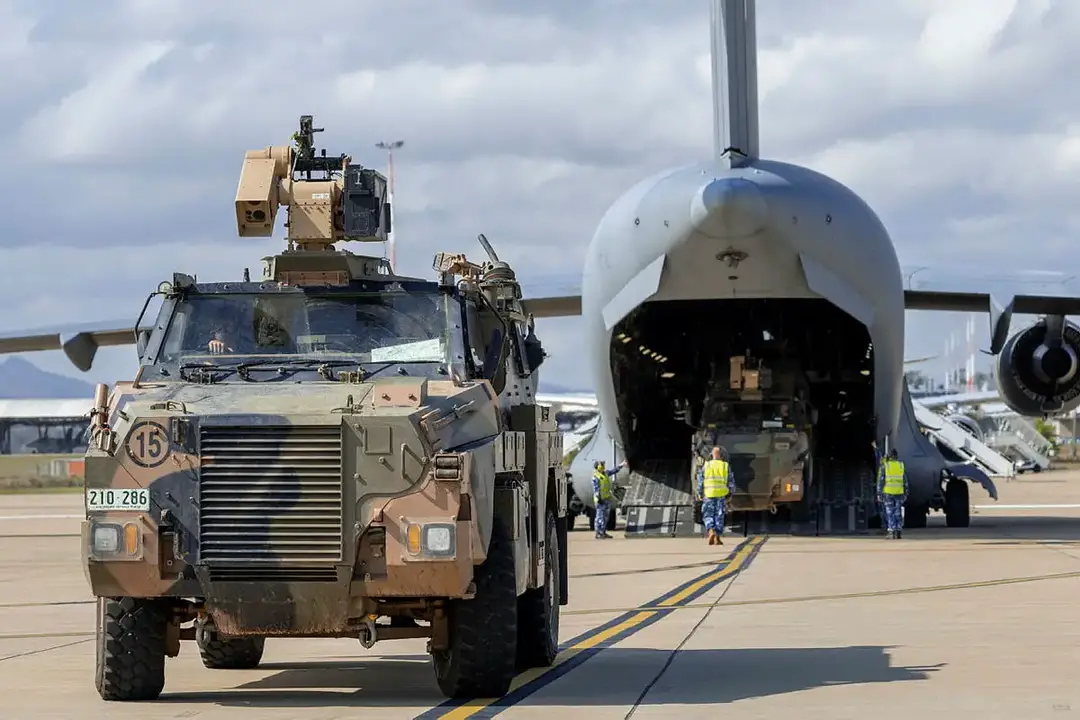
944 478 970 528
517 511 560 669
197 625 265 670
95 596 168 701
432 515 518 698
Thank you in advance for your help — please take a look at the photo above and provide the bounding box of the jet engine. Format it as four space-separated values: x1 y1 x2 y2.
995 315 1080 415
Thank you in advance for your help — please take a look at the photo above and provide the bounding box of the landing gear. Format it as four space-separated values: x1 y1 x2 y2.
944 477 970 528
904 501 929 529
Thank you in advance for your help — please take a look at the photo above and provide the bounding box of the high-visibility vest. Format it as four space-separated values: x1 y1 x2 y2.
703 459 730 499
883 460 905 495
593 470 612 501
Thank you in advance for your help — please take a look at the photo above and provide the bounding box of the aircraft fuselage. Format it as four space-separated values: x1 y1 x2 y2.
583 161 905 497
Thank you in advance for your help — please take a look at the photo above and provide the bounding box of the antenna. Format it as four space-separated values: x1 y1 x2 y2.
710 0 759 168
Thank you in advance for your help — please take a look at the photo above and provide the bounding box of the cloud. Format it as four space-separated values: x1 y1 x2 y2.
3 0 1080 390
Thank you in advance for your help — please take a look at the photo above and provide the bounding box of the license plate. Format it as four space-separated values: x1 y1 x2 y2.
86 487 151 512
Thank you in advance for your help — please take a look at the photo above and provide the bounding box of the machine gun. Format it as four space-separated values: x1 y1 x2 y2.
234 115 392 284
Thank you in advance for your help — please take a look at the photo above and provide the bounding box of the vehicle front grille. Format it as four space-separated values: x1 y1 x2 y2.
198 425 344 567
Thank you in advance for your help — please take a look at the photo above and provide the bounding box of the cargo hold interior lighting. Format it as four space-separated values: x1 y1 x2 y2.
615 332 671 376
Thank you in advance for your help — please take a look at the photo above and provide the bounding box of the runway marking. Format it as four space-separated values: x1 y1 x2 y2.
417 535 767 720
0 514 82 521
561 568 1080 617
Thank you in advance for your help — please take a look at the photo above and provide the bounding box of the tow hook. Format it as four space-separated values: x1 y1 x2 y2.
358 615 378 649
195 617 214 646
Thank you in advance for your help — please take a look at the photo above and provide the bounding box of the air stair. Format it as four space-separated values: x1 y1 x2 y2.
987 416 1052 471
912 400 1016 478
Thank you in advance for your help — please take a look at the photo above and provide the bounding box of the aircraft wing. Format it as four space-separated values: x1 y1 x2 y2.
0 319 140 372
916 390 1001 410
535 392 599 409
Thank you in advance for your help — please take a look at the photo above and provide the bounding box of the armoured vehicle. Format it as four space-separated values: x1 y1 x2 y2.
86 116 569 702
691 354 813 514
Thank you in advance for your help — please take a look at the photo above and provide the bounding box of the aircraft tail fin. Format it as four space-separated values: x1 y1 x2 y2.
711 0 759 167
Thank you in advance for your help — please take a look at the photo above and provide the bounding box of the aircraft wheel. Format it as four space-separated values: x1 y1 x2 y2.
904 501 929 529
944 478 970 528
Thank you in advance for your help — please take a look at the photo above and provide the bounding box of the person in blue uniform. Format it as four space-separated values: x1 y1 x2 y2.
592 459 626 539
878 447 908 539
696 446 732 545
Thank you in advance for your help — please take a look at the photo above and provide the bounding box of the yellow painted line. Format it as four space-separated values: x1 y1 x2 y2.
439 611 659 720
436 536 765 719
655 536 762 607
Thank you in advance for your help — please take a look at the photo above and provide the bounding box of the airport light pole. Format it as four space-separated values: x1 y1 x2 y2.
376 140 404 272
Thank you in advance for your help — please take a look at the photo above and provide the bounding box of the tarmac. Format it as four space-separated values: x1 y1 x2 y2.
2 472 1080 719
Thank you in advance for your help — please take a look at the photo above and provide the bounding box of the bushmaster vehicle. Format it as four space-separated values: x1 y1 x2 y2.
691 354 813 516
86 116 568 702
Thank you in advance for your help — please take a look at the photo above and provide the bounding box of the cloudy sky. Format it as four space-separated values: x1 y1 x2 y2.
2 0 1079 392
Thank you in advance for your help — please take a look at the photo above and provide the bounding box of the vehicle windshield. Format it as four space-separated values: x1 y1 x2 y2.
155 290 452 367
700 400 797 431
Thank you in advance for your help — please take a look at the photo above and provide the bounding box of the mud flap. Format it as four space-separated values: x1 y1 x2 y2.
555 514 569 605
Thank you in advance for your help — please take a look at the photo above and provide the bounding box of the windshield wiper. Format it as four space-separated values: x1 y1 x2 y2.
179 358 439 383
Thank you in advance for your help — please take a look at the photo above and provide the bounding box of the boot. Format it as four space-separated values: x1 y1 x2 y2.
707 529 717 545
896 529 902 539
885 530 894 539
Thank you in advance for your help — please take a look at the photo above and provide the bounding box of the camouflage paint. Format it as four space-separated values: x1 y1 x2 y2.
82 374 544 637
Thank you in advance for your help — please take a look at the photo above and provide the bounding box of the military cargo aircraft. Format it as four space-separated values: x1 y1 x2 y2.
3 0 1080 536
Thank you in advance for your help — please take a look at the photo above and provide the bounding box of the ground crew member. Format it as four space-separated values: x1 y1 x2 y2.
592 459 626 539
697 446 731 545
878 447 908 539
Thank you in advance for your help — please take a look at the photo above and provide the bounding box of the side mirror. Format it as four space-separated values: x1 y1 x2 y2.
136 329 152 359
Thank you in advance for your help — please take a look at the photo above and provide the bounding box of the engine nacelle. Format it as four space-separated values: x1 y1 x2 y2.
995 318 1080 415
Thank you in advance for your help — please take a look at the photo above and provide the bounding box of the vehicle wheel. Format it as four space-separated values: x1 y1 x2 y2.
197 621 265 669
432 515 518 698
517 512 560 669
944 478 970 528
904 501 929 529
95 596 168 701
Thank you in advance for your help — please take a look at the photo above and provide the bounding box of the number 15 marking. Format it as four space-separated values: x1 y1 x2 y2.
126 421 171 468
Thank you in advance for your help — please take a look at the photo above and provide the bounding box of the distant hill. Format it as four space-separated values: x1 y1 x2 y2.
0 357 95 399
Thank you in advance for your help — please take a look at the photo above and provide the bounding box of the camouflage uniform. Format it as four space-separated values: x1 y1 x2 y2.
591 462 620 539
696 459 731 541
877 453 908 538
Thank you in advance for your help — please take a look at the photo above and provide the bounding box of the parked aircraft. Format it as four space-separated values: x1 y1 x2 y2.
2 0 1080 536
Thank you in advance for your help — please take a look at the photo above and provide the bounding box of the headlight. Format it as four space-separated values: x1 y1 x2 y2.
405 522 456 559
88 521 143 561
92 525 120 553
